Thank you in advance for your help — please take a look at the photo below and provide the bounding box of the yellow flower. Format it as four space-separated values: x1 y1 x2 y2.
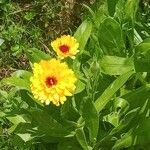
30 59 77 106
51 35 79 59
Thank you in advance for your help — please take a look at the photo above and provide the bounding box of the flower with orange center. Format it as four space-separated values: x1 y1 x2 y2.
51 35 79 59
30 59 77 106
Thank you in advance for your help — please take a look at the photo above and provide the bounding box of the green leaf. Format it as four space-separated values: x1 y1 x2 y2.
17 133 34 143
113 97 129 114
111 85 150 136
31 109 71 137
107 0 119 16
75 80 86 94
113 116 150 149
7 115 26 133
82 99 99 142
110 108 140 136
95 71 134 112
103 112 119 127
122 86 150 111
7 115 26 125
135 38 150 56
98 17 125 56
112 130 133 150
124 0 140 23
26 48 51 63
58 138 82 150
0 38 4 46
74 20 92 53
61 98 79 122
100 56 134 75
92 0 108 28
12 70 32 80
76 128 91 150
0 89 8 99
82 4 95 19
20 90 44 107
134 58 150 73
134 29 143 45
2 76 30 91
1 70 32 91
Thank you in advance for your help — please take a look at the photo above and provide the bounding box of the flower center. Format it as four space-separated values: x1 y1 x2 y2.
45 76 57 87
59 45 70 53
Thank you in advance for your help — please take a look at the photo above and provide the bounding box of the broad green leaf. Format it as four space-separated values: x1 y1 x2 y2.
124 0 140 23
95 105 147 149
113 116 150 149
83 1 108 28
135 38 150 56
103 112 119 127
95 71 134 112
30 109 71 137
113 97 129 114
100 56 134 75
74 90 87 113
12 70 32 80
112 130 133 150
58 138 82 150
93 122 115 150
1 70 32 91
2 76 30 91
107 0 119 16
134 29 143 45
61 98 80 122
82 99 99 142
17 133 34 143
92 0 108 28
75 80 85 94
122 86 150 111
74 20 92 53
7 115 26 125
83 4 95 19
110 86 150 135
98 17 125 56
134 58 150 72
76 128 91 150
110 108 140 136
114 0 126 22
7 115 26 133
26 48 51 63
20 90 44 107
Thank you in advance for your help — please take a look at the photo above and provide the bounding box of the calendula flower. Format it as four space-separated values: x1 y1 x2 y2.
30 59 77 106
51 35 79 59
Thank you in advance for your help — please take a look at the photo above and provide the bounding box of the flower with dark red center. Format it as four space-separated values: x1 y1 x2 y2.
30 59 77 106
51 35 79 59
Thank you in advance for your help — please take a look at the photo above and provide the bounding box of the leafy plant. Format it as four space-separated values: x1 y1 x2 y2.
0 0 150 149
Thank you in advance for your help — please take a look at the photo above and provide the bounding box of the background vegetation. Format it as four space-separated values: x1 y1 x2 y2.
0 0 150 149
0 0 92 78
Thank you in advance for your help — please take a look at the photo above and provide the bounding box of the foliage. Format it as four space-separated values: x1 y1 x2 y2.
0 0 83 75
0 0 150 149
